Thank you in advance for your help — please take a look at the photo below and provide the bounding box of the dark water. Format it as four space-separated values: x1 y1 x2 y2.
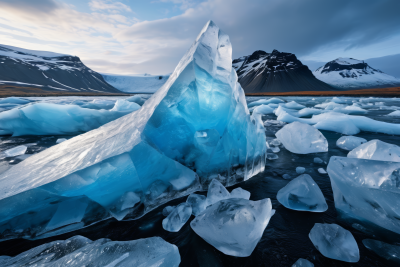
1 96 400 266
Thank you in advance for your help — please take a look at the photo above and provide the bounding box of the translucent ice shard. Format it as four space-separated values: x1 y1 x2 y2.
347 139 400 162
191 198 275 257
327 156 400 234
162 206 175 216
206 178 230 206
0 235 181 267
309 223 359 262
275 122 328 154
0 20 266 241
2 145 27 157
362 239 400 264
186 193 207 216
277 174 327 212
162 202 192 232
230 187 250 200
292 258 314 267
252 104 274 115
336 136 367 150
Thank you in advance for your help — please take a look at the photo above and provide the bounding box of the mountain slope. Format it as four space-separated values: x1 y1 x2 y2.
314 58 400 90
102 73 170 93
234 50 334 93
0 44 121 93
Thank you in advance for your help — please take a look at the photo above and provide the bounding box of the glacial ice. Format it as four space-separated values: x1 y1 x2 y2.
247 97 284 108
190 198 275 257
318 168 327 174
0 21 266 240
267 153 279 160
0 102 139 136
347 139 400 162
206 179 230 206
252 104 274 115
230 187 251 200
162 202 192 232
282 174 291 179
270 146 280 153
0 235 181 267
296 167 305 174
336 136 367 150
282 101 305 110
56 138 67 144
314 157 323 164
275 122 328 154
309 223 359 262
186 193 207 215
162 206 175 216
110 99 141 112
2 145 27 157
269 138 281 146
362 239 400 263
277 174 327 212
0 97 30 105
387 110 400 116
327 156 400 234
292 258 314 267
126 95 145 105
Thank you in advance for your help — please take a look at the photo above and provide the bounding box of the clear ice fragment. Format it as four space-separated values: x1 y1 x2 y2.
266 153 279 160
296 167 305 174
186 193 207 216
292 258 314 267
162 202 192 232
230 187 250 200
362 239 400 264
206 179 230 206
314 157 323 164
3 145 27 157
56 138 67 143
336 136 366 150
347 139 400 162
162 206 175 216
318 168 327 174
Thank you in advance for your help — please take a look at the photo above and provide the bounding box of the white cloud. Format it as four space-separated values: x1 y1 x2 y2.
89 0 132 13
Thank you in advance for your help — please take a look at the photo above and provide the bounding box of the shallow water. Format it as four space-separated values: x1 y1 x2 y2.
1 95 400 266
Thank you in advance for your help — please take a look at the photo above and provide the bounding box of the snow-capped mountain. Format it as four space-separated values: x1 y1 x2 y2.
314 58 400 90
102 73 170 93
0 44 121 93
234 50 334 93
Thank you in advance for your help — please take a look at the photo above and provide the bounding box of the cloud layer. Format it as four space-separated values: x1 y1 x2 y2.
0 0 399 75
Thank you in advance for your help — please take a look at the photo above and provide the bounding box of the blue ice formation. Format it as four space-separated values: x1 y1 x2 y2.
0 235 181 266
0 97 30 105
309 223 359 262
247 97 284 108
0 100 140 136
362 239 400 263
328 156 400 234
0 21 266 241
277 174 327 212
162 202 192 232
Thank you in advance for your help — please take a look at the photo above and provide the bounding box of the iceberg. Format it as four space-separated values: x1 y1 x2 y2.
292 258 314 267
309 223 359 262
0 235 181 267
336 136 367 150
347 139 400 162
0 21 266 241
191 198 275 257
247 97 284 108
0 102 140 136
277 174 327 212
275 122 328 154
162 202 192 232
327 156 400 234
362 239 400 264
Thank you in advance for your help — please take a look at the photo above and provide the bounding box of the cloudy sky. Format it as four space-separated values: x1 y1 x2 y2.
1 0 399 75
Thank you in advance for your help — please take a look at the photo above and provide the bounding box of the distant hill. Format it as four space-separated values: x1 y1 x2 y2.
102 73 170 93
314 57 400 90
0 44 121 93
233 50 334 93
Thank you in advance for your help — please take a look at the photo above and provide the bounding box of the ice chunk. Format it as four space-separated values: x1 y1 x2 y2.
292 258 314 267
252 104 274 115
162 206 175 216
230 187 250 200
0 235 180 267
277 174 327 212
266 153 279 160
282 174 291 179
206 179 230 206
162 202 192 232
336 136 367 150
110 99 141 112
347 139 400 162
327 156 400 234
283 101 306 110
269 138 281 146
275 122 328 154
248 97 284 108
186 193 207 215
314 157 323 164
387 110 400 116
318 168 327 174
56 138 67 143
0 97 30 105
270 146 280 153
126 95 145 105
3 145 27 157
296 167 305 174
362 239 400 264
0 21 266 241
191 198 275 257
309 223 359 262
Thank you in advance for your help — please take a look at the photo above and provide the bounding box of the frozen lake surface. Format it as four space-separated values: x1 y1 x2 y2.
1 95 400 266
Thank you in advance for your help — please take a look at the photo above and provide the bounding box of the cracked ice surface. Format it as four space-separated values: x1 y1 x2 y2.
0 21 266 241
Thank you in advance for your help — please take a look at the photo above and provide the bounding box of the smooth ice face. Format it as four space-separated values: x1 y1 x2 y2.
191 198 275 257
206 179 230 206
162 202 192 232
0 235 181 267
327 156 400 234
347 139 400 162
277 174 327 212
362 239 400 263
0 21 266 240
309 223 359 262
292 258 314 267
336 136 367 150
275 122 328 154
186 193 207 216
